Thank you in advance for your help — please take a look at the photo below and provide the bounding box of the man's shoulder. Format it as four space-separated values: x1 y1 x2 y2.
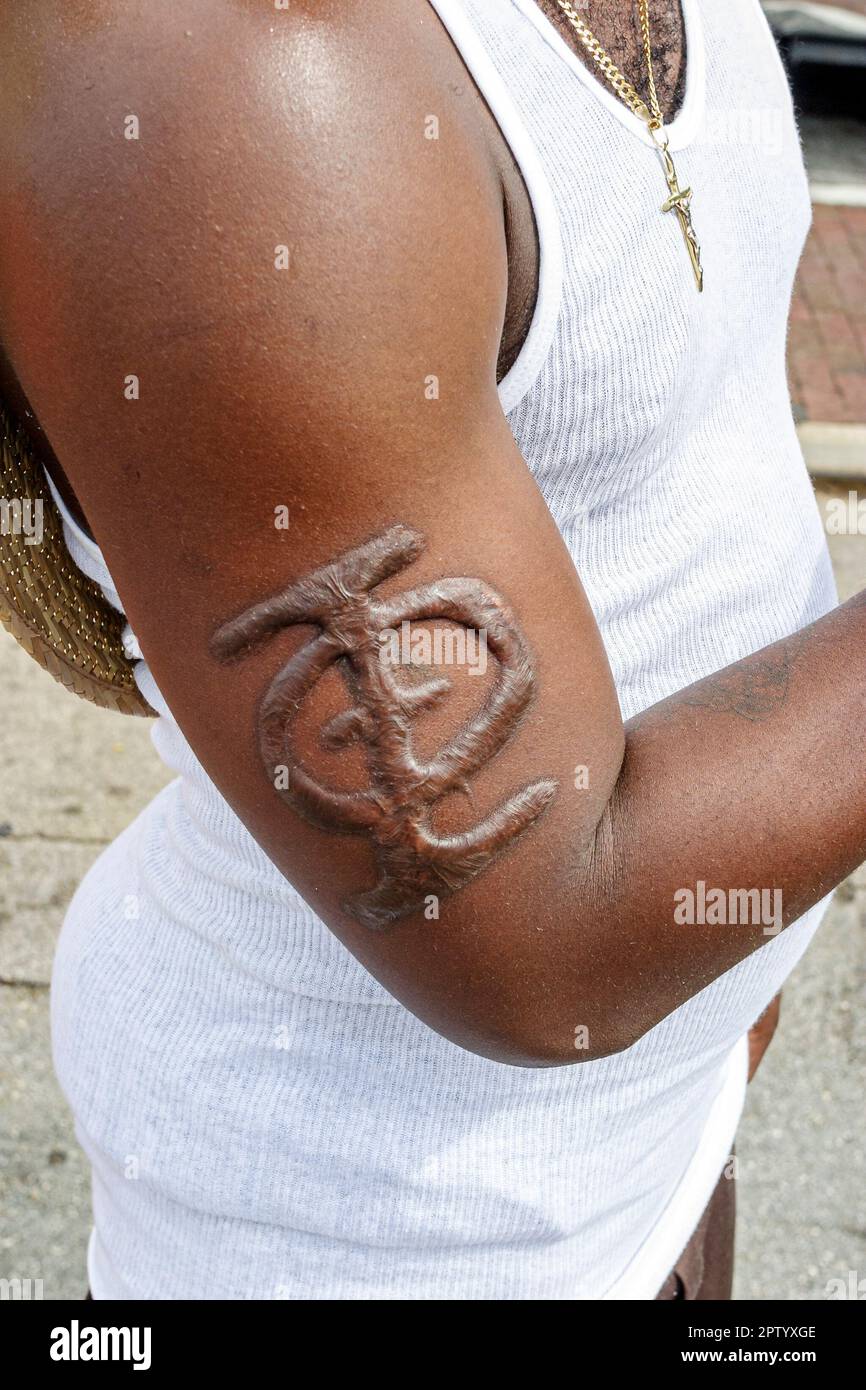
0 0 501 227
0 0 510 437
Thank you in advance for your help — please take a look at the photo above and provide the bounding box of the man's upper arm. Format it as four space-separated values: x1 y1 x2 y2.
0 0 624 1062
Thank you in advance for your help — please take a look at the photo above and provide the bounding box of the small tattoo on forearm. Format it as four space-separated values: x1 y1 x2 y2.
211 525 558 930
677 631 808 723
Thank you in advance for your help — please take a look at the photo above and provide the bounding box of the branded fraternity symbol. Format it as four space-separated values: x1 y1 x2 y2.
211 525 558 930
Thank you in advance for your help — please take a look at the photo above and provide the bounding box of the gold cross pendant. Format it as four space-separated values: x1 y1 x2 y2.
652 132 704 293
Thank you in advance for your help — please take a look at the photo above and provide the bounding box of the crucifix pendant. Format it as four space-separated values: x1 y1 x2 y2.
650 128 704 293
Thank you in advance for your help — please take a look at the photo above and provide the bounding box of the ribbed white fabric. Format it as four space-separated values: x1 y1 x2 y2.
48 0 837 1300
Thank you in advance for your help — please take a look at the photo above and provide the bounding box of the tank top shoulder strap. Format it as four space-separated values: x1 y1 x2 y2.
427 0 563 414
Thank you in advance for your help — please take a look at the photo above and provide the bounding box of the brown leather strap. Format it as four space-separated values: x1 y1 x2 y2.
655 1161 736 1300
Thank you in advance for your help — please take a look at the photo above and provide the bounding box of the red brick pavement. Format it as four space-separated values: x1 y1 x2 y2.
817 0 866 14
788 204 866 424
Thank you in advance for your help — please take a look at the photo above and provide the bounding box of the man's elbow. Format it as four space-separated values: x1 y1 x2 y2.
471 1032 637 1069
431 990 641 1069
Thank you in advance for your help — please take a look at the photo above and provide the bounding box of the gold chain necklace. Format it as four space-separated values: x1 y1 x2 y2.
552 0 703 292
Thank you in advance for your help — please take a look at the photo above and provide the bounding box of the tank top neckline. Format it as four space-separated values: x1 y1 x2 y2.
508 0 706 153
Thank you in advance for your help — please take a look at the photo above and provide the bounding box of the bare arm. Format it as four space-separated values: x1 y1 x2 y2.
0 0 859 1066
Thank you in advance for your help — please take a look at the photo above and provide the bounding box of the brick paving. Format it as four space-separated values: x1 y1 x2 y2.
768 0 866 423
788 204 866 424
821 0 866 15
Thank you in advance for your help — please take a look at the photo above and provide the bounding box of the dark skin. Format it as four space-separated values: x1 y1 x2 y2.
1 0 688 525
0 0 818 1068
534 0 687 122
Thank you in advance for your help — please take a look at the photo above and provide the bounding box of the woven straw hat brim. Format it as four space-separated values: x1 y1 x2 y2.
0 399 154 717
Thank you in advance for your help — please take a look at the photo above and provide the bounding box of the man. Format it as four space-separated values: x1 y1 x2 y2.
0 0 855 1299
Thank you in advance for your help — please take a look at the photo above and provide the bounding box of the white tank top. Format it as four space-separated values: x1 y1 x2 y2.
49 0 837 1299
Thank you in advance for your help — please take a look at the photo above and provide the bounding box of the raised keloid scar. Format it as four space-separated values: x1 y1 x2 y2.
210 526 558 930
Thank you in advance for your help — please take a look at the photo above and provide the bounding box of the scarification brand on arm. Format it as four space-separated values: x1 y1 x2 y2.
211 526 559 930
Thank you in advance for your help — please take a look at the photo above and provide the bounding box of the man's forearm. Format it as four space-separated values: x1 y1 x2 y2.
575 589 866 1057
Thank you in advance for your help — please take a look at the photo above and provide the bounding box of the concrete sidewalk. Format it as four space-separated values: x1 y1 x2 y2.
0 646 169 1301
0 489 864 1300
